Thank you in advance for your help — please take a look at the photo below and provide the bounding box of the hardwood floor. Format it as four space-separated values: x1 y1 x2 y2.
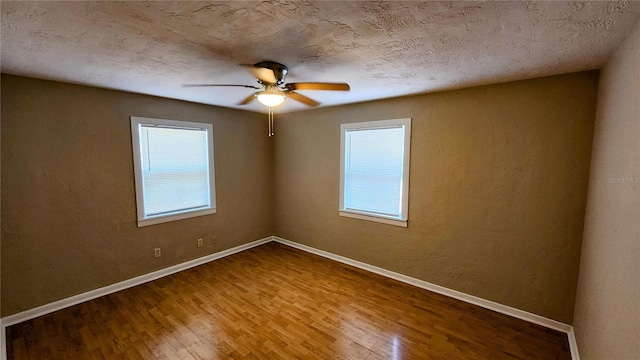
6 242 571 359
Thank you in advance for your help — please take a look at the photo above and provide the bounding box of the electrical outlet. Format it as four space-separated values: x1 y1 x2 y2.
154 248 161 258
211 235 217 245
197 238 203 247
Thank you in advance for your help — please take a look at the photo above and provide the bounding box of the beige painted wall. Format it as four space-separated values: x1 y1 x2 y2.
1 75 3 324
274 72 598 323
1 75 274 316
573 21 640 360
0 71 601 325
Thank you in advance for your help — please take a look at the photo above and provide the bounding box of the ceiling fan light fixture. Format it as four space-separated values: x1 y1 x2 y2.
256 85 286 107
256 92 285 107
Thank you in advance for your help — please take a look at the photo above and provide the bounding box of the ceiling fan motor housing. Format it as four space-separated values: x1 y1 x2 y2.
254 61 288 85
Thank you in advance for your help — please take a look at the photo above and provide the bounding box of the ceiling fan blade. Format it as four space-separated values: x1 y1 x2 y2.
241 64 278 84
238 93 257 105
183 84 261 89
287 91 320 107
286 82 350 91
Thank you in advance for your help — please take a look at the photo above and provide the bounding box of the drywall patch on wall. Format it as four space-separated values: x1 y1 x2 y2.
274 72 598 324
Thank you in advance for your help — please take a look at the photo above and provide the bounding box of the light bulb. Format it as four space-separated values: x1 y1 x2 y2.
257 92 285 107
256 85 286 107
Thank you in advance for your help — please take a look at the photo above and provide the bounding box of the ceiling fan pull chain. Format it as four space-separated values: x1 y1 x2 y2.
268 107 275 137
271 108 275 137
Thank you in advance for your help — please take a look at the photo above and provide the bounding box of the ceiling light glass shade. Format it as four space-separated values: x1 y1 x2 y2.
256 88 286 107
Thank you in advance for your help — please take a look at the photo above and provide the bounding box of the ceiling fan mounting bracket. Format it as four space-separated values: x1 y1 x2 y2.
254 61 288 85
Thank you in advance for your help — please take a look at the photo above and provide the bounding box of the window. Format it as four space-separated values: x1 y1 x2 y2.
130 116 216 227
339 118 411 227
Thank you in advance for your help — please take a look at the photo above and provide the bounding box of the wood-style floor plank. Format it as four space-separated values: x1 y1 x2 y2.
6 242 571 359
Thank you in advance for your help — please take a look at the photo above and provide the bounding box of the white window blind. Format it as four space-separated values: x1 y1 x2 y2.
344 127 404 216
131 117 216 227
340 118 411 227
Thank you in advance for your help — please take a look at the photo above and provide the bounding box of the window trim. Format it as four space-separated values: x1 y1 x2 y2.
130 116 216 227
339 118 411 228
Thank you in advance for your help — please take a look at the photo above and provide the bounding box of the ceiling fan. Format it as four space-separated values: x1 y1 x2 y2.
184 61 350 108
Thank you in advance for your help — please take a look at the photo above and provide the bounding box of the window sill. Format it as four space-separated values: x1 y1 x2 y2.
137 208 216 227
338 210 407 228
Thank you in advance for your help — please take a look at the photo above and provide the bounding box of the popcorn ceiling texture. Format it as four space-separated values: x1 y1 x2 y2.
1 1 639 113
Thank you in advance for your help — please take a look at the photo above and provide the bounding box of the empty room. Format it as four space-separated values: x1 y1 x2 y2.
1 1 639 360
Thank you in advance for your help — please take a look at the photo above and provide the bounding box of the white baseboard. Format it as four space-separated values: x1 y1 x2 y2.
1 236 271 328
568 327 580 360
0 319 5 360
2 235 580 360
272 236 572 333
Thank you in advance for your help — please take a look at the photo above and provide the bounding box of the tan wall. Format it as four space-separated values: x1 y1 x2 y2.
0 75 274 316
573 21 640 360
274 72 598 323
1 71 601 324
1 75 3 322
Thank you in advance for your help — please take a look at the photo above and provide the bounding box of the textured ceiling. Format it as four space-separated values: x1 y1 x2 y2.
2 1 639 113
